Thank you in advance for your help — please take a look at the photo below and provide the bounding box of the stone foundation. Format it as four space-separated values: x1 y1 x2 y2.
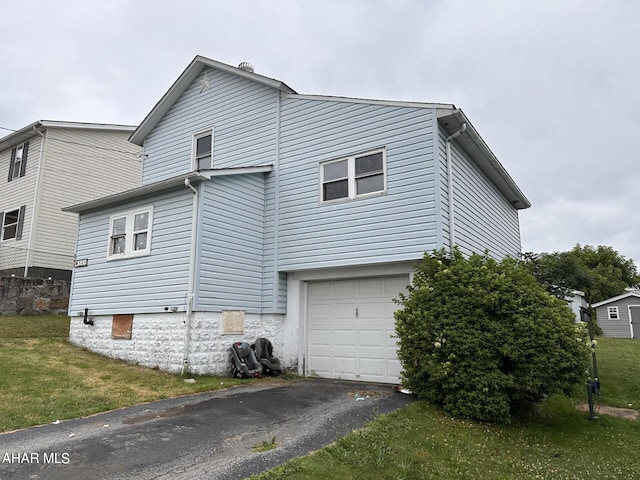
69 311 287 375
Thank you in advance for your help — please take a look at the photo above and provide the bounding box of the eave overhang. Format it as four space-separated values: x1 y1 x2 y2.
62 165 273 214
437 108 531 210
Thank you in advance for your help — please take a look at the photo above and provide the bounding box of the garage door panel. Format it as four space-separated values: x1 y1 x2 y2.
307 275 408 384
308 303 332 320
359 357 385 377
334 329 357 346
308 328 332 347
333 302 356 320
357 277 385 295
359 329 385 347
333 356 357 376
308 355 332 375
358 302 385 320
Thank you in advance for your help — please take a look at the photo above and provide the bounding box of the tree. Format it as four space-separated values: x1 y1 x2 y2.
523 245 640 304
394 249 590 424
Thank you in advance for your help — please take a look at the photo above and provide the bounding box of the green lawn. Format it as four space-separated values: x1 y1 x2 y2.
254 336 640 480
0 315 281 433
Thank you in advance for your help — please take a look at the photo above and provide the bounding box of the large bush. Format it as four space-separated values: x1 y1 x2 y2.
394 249 590 424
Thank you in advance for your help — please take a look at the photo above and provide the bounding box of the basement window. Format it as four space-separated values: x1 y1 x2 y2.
107 206 153 259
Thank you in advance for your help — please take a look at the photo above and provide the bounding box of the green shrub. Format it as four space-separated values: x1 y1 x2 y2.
394 249 590 423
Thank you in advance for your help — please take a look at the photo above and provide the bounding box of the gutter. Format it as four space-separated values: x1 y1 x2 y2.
445 122 467 252
181 177 200 375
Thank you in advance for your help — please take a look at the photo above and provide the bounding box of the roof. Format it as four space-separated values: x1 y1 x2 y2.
0 120 136 151
592 291 640 308
62 166 273 213
128 55 529 210
129 56 296 146
436 108 530 209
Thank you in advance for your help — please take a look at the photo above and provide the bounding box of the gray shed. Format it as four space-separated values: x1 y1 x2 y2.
592 291 640 339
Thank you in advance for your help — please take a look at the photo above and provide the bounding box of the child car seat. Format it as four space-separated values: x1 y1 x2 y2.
252 337 281 375
230 341 263 378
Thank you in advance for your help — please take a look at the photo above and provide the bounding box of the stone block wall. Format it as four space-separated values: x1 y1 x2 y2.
69 311 287 375
0 276 70 315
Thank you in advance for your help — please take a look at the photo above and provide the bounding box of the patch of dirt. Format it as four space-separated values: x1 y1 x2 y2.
577 404 638 420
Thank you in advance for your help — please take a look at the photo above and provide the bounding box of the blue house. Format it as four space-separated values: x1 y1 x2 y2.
64 56 530 384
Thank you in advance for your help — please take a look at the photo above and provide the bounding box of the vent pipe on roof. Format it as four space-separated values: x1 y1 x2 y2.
238 62 255 73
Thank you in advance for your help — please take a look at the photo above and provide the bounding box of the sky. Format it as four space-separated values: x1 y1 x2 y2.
1 0 638 264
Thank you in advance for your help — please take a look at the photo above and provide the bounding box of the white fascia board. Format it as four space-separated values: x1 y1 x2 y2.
592 292 640 308
197 165 273 178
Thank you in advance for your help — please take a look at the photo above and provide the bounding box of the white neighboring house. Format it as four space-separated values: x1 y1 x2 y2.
566 290 589 322
0 120 141 279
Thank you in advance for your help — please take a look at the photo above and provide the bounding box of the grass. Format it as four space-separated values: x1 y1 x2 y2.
0 315 283 433
254 336 640 480
254 436 278 452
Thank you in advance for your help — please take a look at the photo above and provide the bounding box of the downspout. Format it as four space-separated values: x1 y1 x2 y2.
272 91 281 311
445 122 466 253
25 126 47 277
182 177 199 375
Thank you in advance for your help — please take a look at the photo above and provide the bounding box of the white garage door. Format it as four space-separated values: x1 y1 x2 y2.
307 275 408 384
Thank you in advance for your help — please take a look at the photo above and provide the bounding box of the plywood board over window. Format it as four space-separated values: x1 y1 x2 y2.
112 314 134 339
221 310 245 334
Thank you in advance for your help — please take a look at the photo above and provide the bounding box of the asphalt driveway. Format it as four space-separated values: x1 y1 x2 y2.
0 378 414 479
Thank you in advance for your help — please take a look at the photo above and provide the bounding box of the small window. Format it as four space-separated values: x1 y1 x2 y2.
193 129 213 170
107 207 153 259
320 148 386 203
1 206 25 241
8 141 29 182
607 306 619 320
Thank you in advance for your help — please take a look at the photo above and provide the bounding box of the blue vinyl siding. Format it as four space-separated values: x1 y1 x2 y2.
195 174 267 313
439 127 521 259
276 97 438 271
141 68 278 185
69 189 193 315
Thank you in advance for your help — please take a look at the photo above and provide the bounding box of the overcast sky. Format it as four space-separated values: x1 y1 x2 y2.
1 0 638 264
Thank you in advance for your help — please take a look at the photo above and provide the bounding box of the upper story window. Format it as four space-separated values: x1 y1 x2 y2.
1 206 26 241
8 141 29 182
107 206 153 259
193 129 213 170
607 306 619 320
320 148 386 203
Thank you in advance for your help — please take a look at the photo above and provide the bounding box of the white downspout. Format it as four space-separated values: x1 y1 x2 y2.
445 122 466 252
25 126 47 277
182 177 199 375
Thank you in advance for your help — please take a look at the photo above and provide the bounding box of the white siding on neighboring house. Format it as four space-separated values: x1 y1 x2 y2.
34 127 141 263
69 188 194 315
439 127 521 259
142 68 278 185
0 135 41 270
276 97 439 271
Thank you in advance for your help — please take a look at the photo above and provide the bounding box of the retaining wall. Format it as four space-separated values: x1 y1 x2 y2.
0 276 70 315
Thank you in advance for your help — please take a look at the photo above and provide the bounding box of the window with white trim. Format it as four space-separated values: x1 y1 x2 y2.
607 306 619 320
0 206 26 241
320 148 386 202
107 207 153 259
8 141 29 182
193 129 213 170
